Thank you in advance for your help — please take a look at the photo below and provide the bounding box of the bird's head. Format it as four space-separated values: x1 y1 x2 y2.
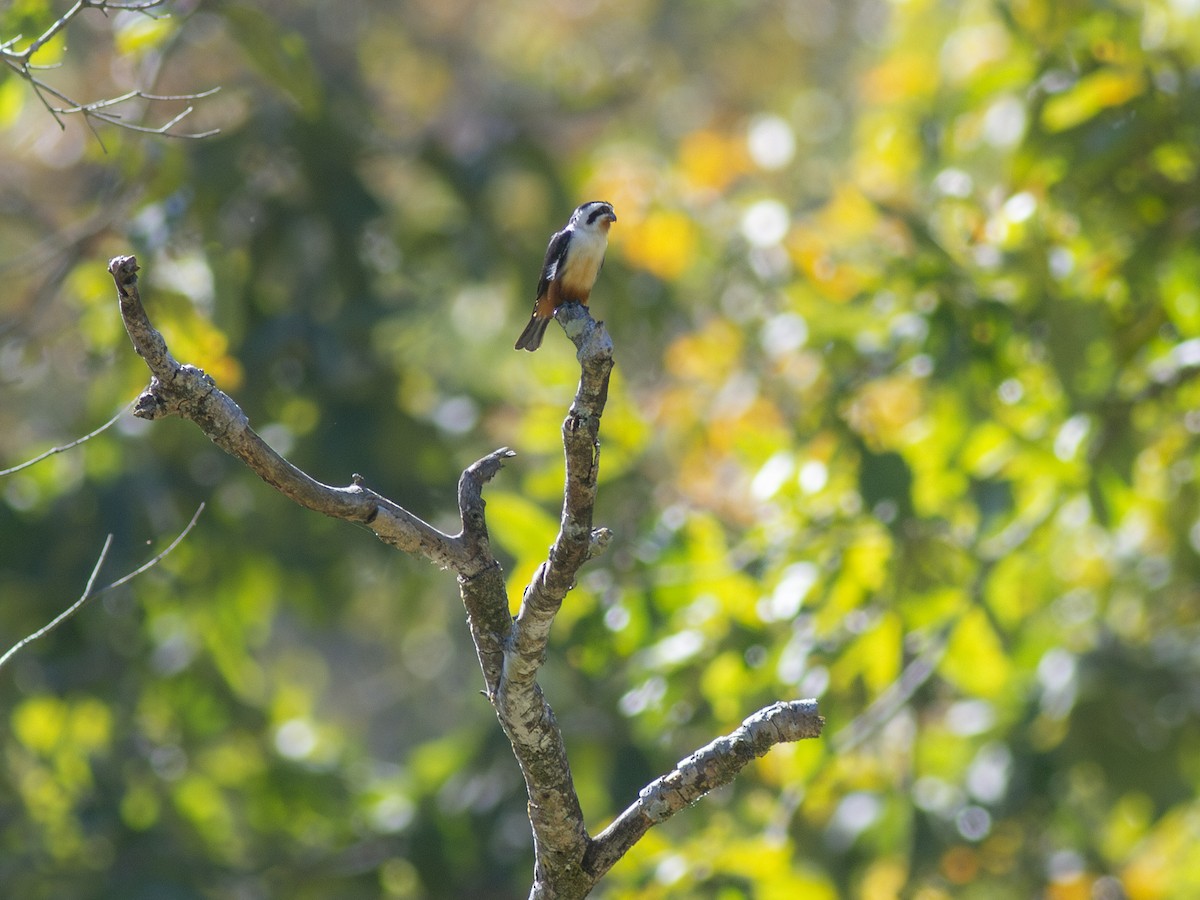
572 200 617 233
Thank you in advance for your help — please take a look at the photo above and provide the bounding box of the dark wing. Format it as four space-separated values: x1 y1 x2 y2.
535 227 572 299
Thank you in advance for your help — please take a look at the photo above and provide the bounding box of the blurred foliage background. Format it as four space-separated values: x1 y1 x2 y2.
2 0 1200 897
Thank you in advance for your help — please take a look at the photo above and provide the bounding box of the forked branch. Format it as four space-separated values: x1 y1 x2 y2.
108 255 491 574
0 503 205 671
107 256 823 900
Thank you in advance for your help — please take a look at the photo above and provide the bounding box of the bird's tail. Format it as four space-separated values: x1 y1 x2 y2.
514 315 551 351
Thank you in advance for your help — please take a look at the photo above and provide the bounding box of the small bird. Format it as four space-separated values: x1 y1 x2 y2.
514 200 617 351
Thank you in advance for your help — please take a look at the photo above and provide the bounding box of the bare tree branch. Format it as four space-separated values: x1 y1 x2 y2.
0 502 204 672
0 0 219 139
0 401 132 477
584 700 824 882
98 501 206 594
511 304 614 683
490 302 614 896
108 255 486 573
457 449 517 693
0 537 112 673
106 256 823 899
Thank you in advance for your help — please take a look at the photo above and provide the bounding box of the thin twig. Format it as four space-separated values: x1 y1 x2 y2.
14 0 89 61
98 501 205 594
0 503 205 672
0 1 219 140
5 0 167 61
0 536 112 673
0 401 132 477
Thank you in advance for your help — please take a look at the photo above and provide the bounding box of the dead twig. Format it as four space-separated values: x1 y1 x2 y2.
0 503 205 672
0 0 219 140
0 401 133 477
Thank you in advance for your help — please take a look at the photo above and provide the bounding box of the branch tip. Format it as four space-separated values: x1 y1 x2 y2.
465 447 516 485
109 255 467 570
109 254 139 285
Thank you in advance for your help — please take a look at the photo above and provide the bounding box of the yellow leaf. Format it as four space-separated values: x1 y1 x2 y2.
120 781 160 831
484 490 559 608
855 611 903 693
0 77 25 128
961 421 1016 477
115 16 176 56
700 651 751 722
485 490 558 563
13 696 68 754
173 773 233 846
844 375 924 450
859 54 939 104
861 857 909 900
664 318 743 384
823 524 892 625
818 185 881 239
157 306 243 391
409 735 472 788
678 129 749 192
853 111 923 199
68 698 112 753
940 609 1011 698
786 229 868 302
1042 68 1146 133
1152 143 1197 184
620 209 699 281
1101 792 1154 861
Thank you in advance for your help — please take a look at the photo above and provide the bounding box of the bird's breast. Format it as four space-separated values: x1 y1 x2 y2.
557 229 608 297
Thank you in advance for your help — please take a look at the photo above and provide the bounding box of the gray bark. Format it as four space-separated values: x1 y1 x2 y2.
109 255 824 899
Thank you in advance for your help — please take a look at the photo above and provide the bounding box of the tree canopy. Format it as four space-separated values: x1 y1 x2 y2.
2 1 1199 898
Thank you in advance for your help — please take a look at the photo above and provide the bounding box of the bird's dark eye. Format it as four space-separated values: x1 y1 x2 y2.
586 205 612 225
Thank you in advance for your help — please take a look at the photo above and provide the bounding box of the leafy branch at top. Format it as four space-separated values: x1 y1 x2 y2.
1 0 218 142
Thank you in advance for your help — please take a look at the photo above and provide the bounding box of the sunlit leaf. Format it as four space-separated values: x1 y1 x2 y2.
1041 67 1145 133
619 209 700 281
854 611 902 693
678 129 750 193
940 609 1011 698
13 696 67 754
0 76 25 128
114 15 176 56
